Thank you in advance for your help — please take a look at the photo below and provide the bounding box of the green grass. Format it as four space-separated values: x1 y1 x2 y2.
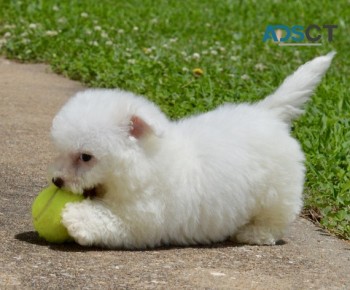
1 0 349 239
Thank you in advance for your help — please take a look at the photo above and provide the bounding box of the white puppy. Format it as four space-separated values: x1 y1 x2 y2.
50 52 335 248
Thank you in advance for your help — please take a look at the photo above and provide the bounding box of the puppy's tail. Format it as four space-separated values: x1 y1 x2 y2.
257 51 335 124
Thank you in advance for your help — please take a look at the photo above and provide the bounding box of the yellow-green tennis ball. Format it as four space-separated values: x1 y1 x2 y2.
32 184 84 243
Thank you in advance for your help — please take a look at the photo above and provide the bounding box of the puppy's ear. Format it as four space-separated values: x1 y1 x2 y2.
129 115 153 139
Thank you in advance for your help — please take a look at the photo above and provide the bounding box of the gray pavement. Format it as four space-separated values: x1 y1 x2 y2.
0 58 349 289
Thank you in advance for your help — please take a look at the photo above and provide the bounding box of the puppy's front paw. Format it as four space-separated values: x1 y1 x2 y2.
61 202 95 246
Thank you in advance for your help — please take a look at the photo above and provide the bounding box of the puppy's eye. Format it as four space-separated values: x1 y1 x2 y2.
80 153 92 162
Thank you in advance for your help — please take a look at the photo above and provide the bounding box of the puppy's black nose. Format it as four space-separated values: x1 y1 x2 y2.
52 177 64 188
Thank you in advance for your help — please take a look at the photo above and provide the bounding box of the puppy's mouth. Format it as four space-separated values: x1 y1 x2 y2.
83 184 105 199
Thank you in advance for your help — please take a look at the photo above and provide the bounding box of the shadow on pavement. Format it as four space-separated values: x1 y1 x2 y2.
15 231 101 252
15 231 286 252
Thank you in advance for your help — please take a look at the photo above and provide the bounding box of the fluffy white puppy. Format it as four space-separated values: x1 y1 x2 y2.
50 52 335 248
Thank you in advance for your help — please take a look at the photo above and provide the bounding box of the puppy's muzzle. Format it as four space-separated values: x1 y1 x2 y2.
52 177 64 188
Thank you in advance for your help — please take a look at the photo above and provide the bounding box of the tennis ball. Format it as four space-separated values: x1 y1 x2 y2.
32 184 84 243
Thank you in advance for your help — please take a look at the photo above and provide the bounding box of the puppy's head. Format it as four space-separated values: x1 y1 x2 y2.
49 89 168 198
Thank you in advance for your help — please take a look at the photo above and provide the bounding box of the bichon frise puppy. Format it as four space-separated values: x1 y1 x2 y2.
50 52 335 248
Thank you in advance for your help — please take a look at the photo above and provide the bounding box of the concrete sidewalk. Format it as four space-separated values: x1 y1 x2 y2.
0 58 349 289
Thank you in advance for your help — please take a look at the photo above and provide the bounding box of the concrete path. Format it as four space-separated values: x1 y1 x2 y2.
0 58 349 289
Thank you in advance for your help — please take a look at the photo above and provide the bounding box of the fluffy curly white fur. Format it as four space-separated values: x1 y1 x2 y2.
49 52 335 248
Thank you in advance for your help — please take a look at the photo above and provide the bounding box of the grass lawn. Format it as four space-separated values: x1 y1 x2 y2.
1 0 349 239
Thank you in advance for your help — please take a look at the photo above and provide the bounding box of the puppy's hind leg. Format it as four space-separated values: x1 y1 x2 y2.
61 199 130 248
233 194 302 245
